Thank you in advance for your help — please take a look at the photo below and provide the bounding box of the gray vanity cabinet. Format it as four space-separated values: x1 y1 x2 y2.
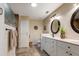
41 36 79 56
5 4 16 27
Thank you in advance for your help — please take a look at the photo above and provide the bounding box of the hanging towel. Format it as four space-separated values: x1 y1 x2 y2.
12 30 17 48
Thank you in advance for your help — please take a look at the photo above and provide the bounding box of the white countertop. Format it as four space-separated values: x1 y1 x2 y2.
41 34 79 46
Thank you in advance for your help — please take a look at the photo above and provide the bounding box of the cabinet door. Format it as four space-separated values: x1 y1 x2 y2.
45 38 51 54
69 51 79 56
49 39 56 56
46 39 56 56
41 37 46 50
44 37 48 51
70 44 79 55
45 38 56 56
56 46 69 56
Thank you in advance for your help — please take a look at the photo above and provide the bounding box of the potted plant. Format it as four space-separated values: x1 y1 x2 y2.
60 27 65 39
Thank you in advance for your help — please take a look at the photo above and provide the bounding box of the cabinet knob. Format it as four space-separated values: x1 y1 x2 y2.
68 46 70 49
69 53 72 56
66 51 68 53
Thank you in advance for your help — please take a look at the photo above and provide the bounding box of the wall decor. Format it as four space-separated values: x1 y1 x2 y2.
5 4 16 27
34 26 38 30
0 8 3 15
60 27 65 39
44 25 46 30
71 7 79 33
51 19 60 37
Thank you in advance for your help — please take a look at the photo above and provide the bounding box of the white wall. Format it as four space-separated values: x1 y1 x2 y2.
29 20 43 44
18 16 43 47
44 3 79 40
0 4 7 56
0 3 16 56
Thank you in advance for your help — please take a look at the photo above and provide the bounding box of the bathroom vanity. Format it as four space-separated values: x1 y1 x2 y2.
41 34 79 56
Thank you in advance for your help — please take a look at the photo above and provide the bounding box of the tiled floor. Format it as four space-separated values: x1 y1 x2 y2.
16 46 48 56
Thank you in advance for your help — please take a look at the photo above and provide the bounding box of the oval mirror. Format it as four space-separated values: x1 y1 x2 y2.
51 19 60 34
71 8 79 33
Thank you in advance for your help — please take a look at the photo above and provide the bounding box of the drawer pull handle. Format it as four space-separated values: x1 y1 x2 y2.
68 46 70 48
70 53 72 56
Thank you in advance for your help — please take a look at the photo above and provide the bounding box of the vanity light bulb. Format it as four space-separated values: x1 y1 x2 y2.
55 16 61 20
74 3 79 9
74 3 79 6
31 3 37 7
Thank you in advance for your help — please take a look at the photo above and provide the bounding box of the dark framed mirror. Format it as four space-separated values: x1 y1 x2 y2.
51 19 60 37
34 26 38 30
71 8 79 33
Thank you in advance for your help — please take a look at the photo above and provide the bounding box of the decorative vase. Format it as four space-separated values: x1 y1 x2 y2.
60 32 65 39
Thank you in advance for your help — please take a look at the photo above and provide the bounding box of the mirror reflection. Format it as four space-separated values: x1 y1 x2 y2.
51 19 60 34
71 8 79 33
73 19 79 30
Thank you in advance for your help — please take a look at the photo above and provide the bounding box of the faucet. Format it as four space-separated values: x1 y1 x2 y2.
52 33 54 37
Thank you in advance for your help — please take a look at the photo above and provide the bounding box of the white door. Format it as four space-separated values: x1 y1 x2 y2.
19 19 29 48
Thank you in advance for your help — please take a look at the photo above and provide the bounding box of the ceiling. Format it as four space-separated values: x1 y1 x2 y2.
9 3 63 20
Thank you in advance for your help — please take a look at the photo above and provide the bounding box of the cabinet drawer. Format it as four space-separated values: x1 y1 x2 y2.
56 46 69 56
56 40 71 50
70 44 79 54
56 40 79 55
69 51 79 56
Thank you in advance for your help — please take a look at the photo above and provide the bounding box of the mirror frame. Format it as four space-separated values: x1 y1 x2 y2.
51 20 60 34
71 7 79 33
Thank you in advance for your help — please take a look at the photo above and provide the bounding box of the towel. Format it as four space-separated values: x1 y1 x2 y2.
12 30 17 48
